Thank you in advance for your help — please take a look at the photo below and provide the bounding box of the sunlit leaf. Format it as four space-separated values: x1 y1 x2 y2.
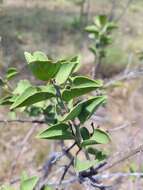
74 158 98 172
25 52 61 81
62 76 103 102
38 123 74 140
63 96 107 123
6 67 18 80
13 80 31 95
10 85 56 110
81 128 110 147
55 56 80 85
20 176 39 190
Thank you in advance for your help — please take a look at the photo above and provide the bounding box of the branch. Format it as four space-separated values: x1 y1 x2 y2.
45 172 143 188
99 144 143 172
79 143 143 179
35 143 77 190
0 119 45 124
105 68 143 87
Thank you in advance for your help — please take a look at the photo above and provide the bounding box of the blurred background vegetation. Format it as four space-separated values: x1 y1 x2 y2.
0 0 143 77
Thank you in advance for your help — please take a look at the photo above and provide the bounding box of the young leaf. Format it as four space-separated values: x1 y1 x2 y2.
94 15 107 28
62 76 103 102
81 128 110 147
74 158 98 172
20 176 39 190
85 25 98 33
6 67 18 80
38 123 74 140
63 96 107 123
24 51 48 63
10 85 56 110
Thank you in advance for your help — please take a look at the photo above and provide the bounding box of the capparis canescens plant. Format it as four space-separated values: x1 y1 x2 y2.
0 51 110 189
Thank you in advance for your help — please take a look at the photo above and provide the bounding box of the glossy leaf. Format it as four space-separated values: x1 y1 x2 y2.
38 123 74 140
81 128 110 147
10 85 56 110
62 76 103 102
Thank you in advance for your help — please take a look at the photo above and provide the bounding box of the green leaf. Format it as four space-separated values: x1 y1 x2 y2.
85 25 98 33
25 52 61 81
13 80 31 95
0 78 5 86
81 128 110 147
129 162 138 173
20 176 39 190
24 51 48 63
94 15 107 28
20 171 29 182
87 147 107 161
63 96 107 123
55 56 80 85
29 60 61 81
62 76 103 102
74 158 98 172
6 67 18 80
0 96 14 105
89 46 97 55
38 123 74 140
10 85 56 110
80 127 90 140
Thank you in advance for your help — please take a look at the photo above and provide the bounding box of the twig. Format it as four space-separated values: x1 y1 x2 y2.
105 68 143 87
10 123 38 179
35 143 77 190
115 0 134 22
0 119 45 124
99 144 143 172
45 172 143 187
59 148 81 184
